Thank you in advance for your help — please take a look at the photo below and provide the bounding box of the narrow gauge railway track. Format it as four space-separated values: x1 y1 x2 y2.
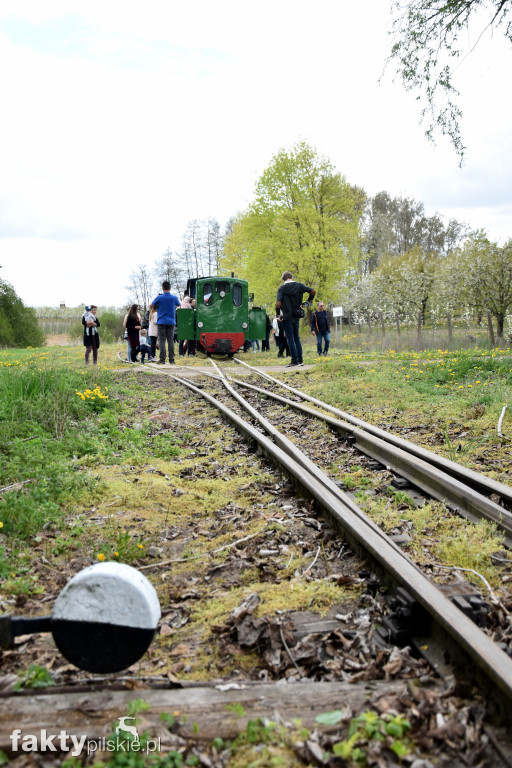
225 358 512 548
147 359 512 719
230 357 512 511
164 356 512 546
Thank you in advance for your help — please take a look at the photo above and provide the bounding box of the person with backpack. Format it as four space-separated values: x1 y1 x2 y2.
275 271 315 368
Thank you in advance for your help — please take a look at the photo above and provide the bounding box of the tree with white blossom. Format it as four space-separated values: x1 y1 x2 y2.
449 233 512 338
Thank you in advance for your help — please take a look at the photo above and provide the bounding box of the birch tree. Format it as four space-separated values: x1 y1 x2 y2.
388 0 512 159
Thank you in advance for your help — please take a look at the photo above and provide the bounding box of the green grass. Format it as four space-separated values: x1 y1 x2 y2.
1 339 511 596
0 352 182 585
0 366 112 539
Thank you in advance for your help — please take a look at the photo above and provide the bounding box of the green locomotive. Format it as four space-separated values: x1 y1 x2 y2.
176 275 267 356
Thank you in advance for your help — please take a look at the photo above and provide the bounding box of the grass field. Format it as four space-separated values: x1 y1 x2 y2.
0 338 510 606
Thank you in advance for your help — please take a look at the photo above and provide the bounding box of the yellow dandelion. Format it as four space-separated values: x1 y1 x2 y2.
97 553 106 562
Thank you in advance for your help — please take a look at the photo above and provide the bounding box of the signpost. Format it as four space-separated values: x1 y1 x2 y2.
332 306 343 345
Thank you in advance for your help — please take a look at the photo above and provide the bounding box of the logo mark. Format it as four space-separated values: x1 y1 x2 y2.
116 717 139 742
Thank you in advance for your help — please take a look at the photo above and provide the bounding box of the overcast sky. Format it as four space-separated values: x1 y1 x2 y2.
1 0 511 309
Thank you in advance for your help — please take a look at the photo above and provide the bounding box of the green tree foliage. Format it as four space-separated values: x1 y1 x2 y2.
388 0 512 159
222 142 364 307
0 278 44 348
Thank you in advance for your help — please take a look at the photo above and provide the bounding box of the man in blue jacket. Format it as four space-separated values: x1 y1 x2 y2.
151 281 181 364
310 301 331 356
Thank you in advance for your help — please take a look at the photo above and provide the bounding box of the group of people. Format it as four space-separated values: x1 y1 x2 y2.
82 272 331 367
123 281 187 365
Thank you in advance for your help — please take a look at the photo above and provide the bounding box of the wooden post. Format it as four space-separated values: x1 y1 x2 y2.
395 312 401 336
487 310 496 347
446 311 453 343
379 311 385 335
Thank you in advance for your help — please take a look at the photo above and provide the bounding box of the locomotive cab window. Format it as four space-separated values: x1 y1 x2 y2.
203 283 213 306
215 281 231 295
232 283 242 307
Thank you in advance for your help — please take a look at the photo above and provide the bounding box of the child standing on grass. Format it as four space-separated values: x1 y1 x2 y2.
139 329 153 363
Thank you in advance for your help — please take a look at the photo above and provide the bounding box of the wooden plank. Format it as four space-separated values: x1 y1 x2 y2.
0 680 409 752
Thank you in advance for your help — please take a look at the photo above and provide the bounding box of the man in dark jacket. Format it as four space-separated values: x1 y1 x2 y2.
310 301 331 356
276 271 315 368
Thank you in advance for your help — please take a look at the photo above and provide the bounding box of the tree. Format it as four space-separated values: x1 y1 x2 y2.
125 264 154 314
155 248 187 297
0 278 44 348
179 218 224 280
452 233 512 337
345 246 441 323
222 142 363 307
204 217 224 275
361 191 466 272
388 0 512 159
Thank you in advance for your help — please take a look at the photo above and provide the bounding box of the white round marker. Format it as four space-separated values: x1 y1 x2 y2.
51 562 161 673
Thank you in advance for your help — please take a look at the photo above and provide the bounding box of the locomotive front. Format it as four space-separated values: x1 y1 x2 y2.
176 276 266 356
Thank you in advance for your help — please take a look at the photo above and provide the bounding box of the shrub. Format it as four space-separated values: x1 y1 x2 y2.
0 279 44 348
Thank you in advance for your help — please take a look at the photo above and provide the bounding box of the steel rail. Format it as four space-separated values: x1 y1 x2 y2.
151 365 512 706
224 376 512 547
232 356 512 508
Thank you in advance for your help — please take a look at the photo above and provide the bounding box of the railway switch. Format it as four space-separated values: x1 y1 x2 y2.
375 587 430 648
438 583 489 628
